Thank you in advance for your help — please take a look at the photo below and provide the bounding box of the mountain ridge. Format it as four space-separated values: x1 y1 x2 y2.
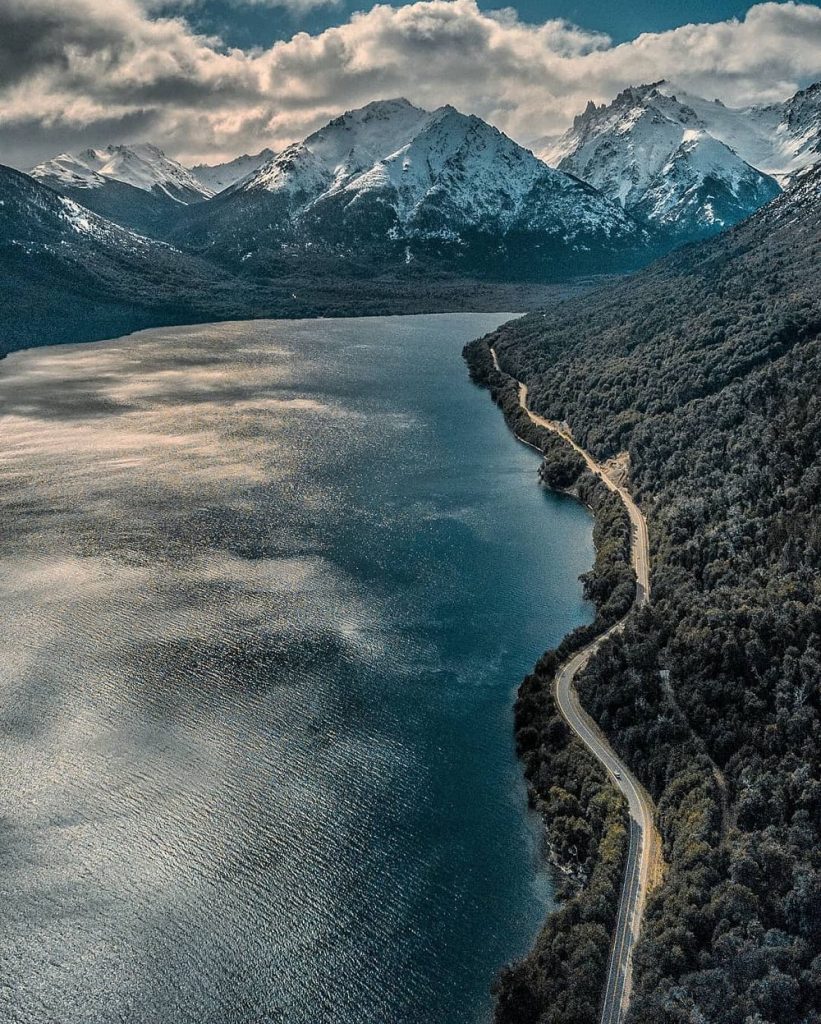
32 143 210 202
542 79 821 183
21 83 820 285
539 82 782 240
26 82 820 268
1 160 591 354
190 149 276 195
30 143 212 236
173 98 648 279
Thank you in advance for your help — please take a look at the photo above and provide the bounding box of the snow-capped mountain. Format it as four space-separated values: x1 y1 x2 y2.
652 81 821 184
540 84 780 239
236 98 634 235
3 163 170 255
32 143 210 202
30 143 211 236
631 131 779 234
175 98 646 277
189 149 275 195
265 97 434 194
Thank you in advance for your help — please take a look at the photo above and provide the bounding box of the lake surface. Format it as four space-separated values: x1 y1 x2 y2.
0 314 593 1024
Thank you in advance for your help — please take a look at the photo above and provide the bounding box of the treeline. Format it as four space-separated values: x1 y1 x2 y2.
477 167 821 1023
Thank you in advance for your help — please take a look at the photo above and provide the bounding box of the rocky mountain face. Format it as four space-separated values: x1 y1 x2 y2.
174 98 647 279
540 84 782 240
657 80 821 184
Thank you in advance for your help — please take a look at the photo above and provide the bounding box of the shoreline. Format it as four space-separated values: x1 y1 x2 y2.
0 276 607 363
0 310 588 1024
463 336 662 1024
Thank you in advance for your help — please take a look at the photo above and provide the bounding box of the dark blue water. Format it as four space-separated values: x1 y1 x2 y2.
0 314 593 1024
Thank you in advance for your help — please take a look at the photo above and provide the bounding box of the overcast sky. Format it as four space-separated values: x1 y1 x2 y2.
1 0 820 169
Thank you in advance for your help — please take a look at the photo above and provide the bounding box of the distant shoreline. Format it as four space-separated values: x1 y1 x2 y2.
0 276 610 362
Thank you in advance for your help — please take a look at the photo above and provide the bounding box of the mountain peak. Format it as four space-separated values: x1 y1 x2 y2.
541 83 781 239
325 97 426 129
566 82 696 142
215 96 643 276
608 81 669 109
362 97 416 111
113 143 171 166
652 79 821 181
32 141 209 202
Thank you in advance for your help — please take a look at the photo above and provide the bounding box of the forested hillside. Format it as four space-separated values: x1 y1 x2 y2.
470 166 821 1024
0 163 592 357
0 164 263 355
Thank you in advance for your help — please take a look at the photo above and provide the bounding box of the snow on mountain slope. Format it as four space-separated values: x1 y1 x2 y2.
189 149 274 194
236 98 431 199
237 142 335 198
302 98 433 186
2 162 186 260
28 152 110 191
658 81 821 183
634 130 779 232
541 84 780 238
779 83 821 180
236 99 639 242
331 104 549 224
32 144 209 203
171 98 647 279
540 89 704 207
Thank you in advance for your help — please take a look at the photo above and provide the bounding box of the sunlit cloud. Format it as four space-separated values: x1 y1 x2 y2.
1 0 819 167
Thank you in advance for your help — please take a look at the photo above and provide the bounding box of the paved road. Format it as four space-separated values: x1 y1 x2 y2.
490 347 660 1024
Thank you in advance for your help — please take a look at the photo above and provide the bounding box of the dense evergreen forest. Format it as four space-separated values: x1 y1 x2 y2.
467 167 821 1024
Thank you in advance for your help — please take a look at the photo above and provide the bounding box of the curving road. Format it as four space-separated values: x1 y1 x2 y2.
490 347 660 1024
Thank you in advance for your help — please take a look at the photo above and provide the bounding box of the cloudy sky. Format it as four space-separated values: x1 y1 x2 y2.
1 0 820 168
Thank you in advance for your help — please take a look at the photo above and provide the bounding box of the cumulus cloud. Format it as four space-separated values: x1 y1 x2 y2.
1 0 820 167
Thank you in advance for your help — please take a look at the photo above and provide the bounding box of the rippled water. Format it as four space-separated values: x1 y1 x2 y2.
0 314 594 1024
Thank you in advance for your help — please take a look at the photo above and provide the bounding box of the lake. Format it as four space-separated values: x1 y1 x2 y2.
0 314 593 1024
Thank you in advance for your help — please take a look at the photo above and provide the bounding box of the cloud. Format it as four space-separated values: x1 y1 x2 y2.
1 0 819 168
